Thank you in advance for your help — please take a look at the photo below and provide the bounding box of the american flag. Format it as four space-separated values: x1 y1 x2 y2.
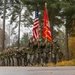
32 8 39 41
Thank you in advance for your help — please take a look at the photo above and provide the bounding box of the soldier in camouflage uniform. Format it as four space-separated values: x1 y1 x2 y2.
42 41 52 66
58 50 63 62
27 37 34 66
52 39 60 65
14 47 21 66
21 47 28 66
33 40 37 66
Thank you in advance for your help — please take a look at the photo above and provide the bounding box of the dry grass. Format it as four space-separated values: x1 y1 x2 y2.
56 59 75 66
47 59 75 66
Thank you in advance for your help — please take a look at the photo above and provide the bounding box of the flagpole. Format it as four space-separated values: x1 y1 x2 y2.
45 3 47 44
45 3 47 7
36 4 40 49
32 3 40 50
43 3 53 64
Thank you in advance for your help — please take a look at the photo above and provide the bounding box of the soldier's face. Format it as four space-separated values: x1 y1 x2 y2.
53 40 57 43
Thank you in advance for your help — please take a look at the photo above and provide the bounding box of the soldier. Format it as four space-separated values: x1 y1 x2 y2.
14 47 21 66
58 50 63 62
44 41 52 66
52 39 60 65
27 37 34 66
37 40 43 63
21 47 28 66
32 38 37 66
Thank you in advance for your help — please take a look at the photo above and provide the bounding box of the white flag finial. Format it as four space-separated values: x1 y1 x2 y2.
45 3 47 7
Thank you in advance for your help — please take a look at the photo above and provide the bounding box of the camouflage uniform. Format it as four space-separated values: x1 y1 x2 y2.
52 40 60 64
58 50 63 62
27 38 34 66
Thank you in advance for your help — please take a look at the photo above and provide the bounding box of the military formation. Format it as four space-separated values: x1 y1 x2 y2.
0 39 63 66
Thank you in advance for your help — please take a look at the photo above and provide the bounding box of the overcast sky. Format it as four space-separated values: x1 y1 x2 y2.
0 15 33 45
0 7 34 39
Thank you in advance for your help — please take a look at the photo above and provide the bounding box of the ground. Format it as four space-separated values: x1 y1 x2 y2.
0 66 75 75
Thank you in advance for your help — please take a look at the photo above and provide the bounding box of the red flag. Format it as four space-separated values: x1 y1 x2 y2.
42 5 52 42
32 8 39 41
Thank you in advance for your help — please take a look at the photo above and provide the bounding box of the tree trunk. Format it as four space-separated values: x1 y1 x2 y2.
65 27 69 60
65 16 69 60
2 0 6 50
